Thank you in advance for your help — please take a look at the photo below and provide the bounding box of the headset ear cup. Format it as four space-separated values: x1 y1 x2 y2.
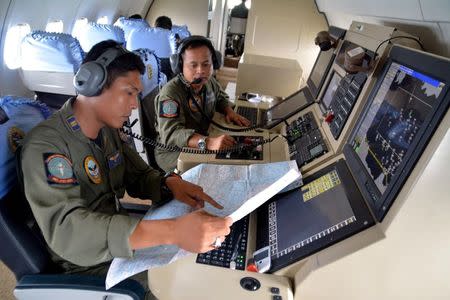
170 53 180 74
73 62 107 96
213 50 222 69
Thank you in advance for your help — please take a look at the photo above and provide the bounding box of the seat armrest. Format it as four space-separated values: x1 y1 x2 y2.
14 274 145 300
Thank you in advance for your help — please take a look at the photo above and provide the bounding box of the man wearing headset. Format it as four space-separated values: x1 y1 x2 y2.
154 35 250 172
20 40 232 299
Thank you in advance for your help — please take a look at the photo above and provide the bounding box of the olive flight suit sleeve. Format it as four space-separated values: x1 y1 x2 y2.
21 127 139 267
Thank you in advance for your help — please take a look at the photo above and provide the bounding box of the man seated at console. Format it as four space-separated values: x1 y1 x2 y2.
154 35 250 172
20 40 232 299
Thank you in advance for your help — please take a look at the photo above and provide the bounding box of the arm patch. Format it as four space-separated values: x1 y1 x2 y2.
160 99 179 118
43 153 78 185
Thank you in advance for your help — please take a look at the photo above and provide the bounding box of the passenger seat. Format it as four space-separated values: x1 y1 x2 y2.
76 22 125 52
20 31 84 108
127 27 177 80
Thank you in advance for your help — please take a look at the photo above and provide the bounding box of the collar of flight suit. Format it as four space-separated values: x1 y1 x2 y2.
58 98 98 145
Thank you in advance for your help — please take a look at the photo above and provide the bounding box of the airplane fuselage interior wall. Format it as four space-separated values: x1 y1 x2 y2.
1 0 450 300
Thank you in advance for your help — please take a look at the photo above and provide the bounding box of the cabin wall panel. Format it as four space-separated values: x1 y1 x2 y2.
317 0 450 58
420 0 450 22
316 0 423 21
244 0 328 85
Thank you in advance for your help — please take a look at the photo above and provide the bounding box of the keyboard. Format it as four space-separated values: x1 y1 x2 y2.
328 72 367 139
196 215 249 270
287 112 328 167
236 106 258 125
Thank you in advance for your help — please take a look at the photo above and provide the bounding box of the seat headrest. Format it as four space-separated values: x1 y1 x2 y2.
77 22 125 52
172 25 191 39
0 96 52 198
21 31 84 73
127 27 176 58
133 48 163 98
114 16 150 41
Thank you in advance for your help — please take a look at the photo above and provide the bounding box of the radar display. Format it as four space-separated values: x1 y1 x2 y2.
351 62 445 194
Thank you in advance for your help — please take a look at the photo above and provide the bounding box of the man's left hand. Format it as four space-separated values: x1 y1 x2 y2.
225 110 251 127
165 176 223 210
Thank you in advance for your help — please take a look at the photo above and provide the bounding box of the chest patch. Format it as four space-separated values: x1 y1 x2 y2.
160 99 179 118
108 151 123 169
188 97 201 113
84 155 102 184
43 153 78 185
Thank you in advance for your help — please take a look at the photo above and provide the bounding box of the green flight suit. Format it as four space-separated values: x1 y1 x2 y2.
154 74 231 172
21 98 166 273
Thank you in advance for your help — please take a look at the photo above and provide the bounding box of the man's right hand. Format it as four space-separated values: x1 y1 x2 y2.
173 210 233 253
207 134 236 150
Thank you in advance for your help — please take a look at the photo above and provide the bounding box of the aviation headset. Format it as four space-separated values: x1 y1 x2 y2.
170 35 221 74
73 45 129 97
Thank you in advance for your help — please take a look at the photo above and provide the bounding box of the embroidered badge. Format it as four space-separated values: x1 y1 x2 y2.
43 153 78 185
66 115 80 131
108 151 123 169
8 126 25 153
84 155 102 184
188 97 201 113
146 65 153 81
160 99 179 118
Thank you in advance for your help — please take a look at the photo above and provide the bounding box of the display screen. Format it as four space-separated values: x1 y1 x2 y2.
256 160 374 272
265 88 314 128
320 71 342 111
307 49 336 99
345 45 450 221
254 249 269 261
351 62 445 195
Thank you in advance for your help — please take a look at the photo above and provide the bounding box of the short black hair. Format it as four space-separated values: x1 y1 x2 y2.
155 16 172 30
129 14 142 19
83 40 145 90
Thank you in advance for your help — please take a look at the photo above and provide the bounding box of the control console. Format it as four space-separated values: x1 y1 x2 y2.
287 112 328 167
215 136 264 160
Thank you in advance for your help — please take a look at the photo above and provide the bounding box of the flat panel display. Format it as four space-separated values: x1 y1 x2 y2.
319 71 342 112
256 160 374 272
344 46 450 221
307 49 336 99
265 87 314 128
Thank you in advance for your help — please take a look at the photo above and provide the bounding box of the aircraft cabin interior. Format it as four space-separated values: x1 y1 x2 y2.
0 0 449 300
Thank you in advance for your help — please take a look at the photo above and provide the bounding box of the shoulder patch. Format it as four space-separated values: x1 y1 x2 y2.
8 126 25 153
84 155 102 184
43 153 78 185
160 99 179 118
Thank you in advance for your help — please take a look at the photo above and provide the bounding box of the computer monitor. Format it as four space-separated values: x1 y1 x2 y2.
307 26 346 99
307 49 336 99
264 87 314 128
256 159 374 272
319 71 342 112
344 45 450 221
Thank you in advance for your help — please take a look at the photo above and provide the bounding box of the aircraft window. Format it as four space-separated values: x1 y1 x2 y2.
4 23 31 69
45 20 64 33
72 17 88 39
97 16 109 24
